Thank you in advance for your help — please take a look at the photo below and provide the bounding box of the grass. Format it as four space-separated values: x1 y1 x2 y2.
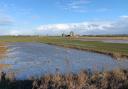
0 69 127 89
0 36 128 59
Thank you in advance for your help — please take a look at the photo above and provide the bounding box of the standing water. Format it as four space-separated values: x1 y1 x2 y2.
0 42 128 79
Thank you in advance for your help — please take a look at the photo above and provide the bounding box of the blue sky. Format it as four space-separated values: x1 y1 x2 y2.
0 0 128 35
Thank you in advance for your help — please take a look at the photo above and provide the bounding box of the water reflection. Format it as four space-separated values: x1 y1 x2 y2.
0 42 128 79
79 39 128 43
102 40 128 43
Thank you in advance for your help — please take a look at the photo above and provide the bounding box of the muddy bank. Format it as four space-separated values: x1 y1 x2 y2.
0 64 10 70
0 43 10 70
0 43 7 59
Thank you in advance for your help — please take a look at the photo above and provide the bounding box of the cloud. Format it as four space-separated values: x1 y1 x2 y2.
37 16 128 35
37 22 113 35
1 15 128 36
58 0 91 12
0 3 14 26
58 0 109 13
7 29 37 36
0 16 14 25
120 15 128 19
8 30 21 36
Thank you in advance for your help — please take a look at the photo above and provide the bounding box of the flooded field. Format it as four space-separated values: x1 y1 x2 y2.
102 40 128 43
0 42 128 79
79 39 128 43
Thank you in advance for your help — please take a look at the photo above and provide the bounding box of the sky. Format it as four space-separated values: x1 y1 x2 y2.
0 0 128 35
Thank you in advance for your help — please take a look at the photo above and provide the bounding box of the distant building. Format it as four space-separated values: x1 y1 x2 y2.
65 35 71 37
62 31 78 37
70 31 74 36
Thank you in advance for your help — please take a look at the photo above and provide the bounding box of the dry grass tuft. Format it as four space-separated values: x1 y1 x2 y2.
0 69 127 89
32 69 128 89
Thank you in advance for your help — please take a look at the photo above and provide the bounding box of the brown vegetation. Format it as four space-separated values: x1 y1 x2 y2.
0 43 10 70
0 64 10 70
0 69 127 89
0 43 7 59
32 69 128 89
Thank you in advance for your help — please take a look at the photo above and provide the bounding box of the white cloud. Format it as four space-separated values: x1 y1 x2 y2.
58 0 91 12
7 29 37 36
58 0 109 13
9 30 21 36
1 15 128 36
0 3 14 26
0 16 14 25
120 15 128 19
37 16 128 35
37 24 71 31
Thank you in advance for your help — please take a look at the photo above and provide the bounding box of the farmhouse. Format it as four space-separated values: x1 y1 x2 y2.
62 31 74 37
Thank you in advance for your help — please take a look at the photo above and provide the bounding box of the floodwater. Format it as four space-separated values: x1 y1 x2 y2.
102 40 128 43
79 39 128 43
0 42 128 79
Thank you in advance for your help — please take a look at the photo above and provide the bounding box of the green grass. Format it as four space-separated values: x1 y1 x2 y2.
0 36 128 59
37 36 128 59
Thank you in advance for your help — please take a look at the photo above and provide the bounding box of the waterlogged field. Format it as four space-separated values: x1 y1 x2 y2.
0 42 127 79
78 36 128 43
0 36 128 59
0 36 128 89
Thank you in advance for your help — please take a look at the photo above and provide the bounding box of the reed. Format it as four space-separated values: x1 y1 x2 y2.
0 69 127 89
